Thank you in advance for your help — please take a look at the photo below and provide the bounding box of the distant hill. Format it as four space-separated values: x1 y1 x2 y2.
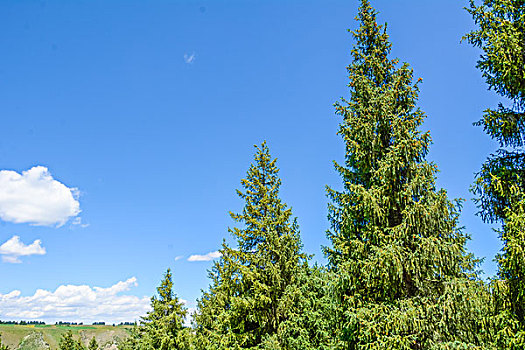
0 324 132 350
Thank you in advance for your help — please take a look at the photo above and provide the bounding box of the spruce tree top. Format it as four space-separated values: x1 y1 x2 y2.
195 142 306 349
142 268 186 325
88 337 98 350
229 141 300 253
325 0 446 274
325 1 482 347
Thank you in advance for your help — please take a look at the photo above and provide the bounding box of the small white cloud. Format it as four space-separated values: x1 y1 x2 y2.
187 250 221 262
0 166 80 227
71 217 89 228
184 306 195 327
184 52 196 64
0 277 150 324
174 255 183 261
2 255 23 264
0 235 46 263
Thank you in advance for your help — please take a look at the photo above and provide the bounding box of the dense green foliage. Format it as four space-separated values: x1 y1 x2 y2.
10 1 524 349
323 1 489 348
58 331 84 350
119 269 189 350
194 143 330 349
466 0 525 348
87 337 98 350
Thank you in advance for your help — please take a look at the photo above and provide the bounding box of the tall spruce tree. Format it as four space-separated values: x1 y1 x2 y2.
142 269 188 350
119 269 189 350
324 1 488 348
465 0 525 347
195 142 328 350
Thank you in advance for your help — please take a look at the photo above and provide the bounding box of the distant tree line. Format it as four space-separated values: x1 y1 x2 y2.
56 322 84 326
0 321 45 325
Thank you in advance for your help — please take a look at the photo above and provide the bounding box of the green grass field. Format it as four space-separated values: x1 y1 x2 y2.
0 324 132 350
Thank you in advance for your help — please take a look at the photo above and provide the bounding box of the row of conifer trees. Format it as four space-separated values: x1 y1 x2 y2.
84 0 525 349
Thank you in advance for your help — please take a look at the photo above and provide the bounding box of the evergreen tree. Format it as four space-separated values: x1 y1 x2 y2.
119 269 189 350
324 1 488 348
466 0 525 347
59 331 76 350
142 269 188 350
280 263 335 350
118 324 142 350
59 331 85 350
195 142 327 349
88 336 98 350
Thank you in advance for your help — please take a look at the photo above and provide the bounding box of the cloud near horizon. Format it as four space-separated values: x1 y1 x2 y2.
0 235 46 263
0 166 81 226
0 277 151 323
187 250 221 262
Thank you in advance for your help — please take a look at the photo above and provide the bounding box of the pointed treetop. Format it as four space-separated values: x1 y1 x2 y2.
88 337 98 350
156 268 173 303
230 141 292 253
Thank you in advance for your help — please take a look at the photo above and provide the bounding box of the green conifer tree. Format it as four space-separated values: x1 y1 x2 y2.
141 269 188 350
118 324 141 350
465 1 525 347
195 142 327 350
324 1 488 348
59 331 75 350
119 269 189 350
88 337 98 350
59 331 85 350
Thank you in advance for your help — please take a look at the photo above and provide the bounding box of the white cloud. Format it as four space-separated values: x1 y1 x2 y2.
184 307 195 327
0 235 46 263
0 278 151 324
2 255 23 264
0 166 80 226
187 250 221 262
184 52 196 64
71 217 89 228
174 255 183 261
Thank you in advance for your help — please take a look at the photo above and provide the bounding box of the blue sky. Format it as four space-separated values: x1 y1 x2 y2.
0 0 501 323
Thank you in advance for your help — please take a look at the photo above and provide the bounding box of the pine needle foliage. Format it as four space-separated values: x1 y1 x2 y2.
465 0 525 347
59 331 76 350
324 1 489 348
119 269 190 350
88 337 98 350
142 269 188 350
59 331 85 350
195 142 327 350
465 0 525 223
